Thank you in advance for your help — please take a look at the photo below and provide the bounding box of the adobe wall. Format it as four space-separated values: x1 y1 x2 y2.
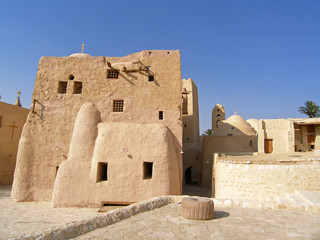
12 50 183 203
262 119 295 153
214 156 320 201
182 78 200 151
52 104 180 207
0 102 29 185
201 136 258 188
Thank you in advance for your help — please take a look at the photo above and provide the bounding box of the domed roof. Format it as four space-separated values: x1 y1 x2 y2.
213 114 256 136
68 53 91 58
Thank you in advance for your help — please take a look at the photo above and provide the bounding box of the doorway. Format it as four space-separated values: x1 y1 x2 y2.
265 139 273 153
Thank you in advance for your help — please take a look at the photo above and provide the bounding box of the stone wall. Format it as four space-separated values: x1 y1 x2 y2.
214 156 320 201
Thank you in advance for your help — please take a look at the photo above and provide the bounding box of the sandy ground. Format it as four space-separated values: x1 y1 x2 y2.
0 185 100 239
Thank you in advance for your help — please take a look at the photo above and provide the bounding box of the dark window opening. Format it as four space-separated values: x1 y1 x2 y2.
73 81 82 94
184 124 187 128
217 114 221 118
148 75 154 82
187 137 189 140
167 52 170 54
58 81 67 94
97 162 108 182
307 125 315 133
143 162 153 179
69 74 74 80
107 69 119 79
149 52 152 55
113 100 124 112
217 109 220 112
159 111 163 120
0 116 2 127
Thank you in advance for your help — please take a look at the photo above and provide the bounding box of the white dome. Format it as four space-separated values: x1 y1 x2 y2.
68 53 91 57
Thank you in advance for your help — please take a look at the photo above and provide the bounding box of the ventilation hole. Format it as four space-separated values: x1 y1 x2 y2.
159 111 163 120
69 74 74 80
148 76 154 82
113 100 124 112
149 52 152 55
107 69 119 79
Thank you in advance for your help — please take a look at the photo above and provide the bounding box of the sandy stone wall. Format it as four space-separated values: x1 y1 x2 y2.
12 50 183 204
0 102 29 185
214 157 320 201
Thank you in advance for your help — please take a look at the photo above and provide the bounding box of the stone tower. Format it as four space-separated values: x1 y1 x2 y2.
212 104 225 132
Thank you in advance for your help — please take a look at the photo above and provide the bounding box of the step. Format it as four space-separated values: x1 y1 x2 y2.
285 193 308 206
296 191 320 206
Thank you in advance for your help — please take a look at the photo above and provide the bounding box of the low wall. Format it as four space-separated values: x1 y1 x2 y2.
214 157 320 201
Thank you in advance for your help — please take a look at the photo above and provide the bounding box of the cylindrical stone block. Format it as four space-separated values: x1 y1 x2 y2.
180 197 214 220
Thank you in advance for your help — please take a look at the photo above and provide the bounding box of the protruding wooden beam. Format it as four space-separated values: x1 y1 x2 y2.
107 61 112 68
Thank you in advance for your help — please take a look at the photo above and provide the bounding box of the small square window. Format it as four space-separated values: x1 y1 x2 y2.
159 111 163 120
97 162 108 182
107 69 119 79
73 81 82 94
143 162 153 179
58 81 67 94
113 100 124 112
148 76 154 82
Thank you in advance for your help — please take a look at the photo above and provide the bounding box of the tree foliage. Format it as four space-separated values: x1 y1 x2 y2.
204 129 213 136
298 101 320 118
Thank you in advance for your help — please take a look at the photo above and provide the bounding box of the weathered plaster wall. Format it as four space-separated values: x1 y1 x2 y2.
12 50 183 203
0 102 28 185
247 119 265 154
182 78 200 151
52 103 180 207
201 136 258 188
262 119 295 153
214 159 320 201
182 78 201 185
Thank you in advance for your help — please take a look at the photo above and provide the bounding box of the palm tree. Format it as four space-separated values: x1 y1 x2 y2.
298 101 320 118
204 129 213 136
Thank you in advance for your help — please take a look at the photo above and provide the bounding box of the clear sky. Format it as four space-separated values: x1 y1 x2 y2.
0 0 319 133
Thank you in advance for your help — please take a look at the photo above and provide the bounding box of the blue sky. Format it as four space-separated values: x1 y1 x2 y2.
0 0 319 133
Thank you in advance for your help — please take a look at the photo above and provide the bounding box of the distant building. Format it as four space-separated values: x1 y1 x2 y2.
0 94 29 185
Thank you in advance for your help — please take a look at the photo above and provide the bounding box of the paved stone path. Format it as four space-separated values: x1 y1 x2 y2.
74 204 320 240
